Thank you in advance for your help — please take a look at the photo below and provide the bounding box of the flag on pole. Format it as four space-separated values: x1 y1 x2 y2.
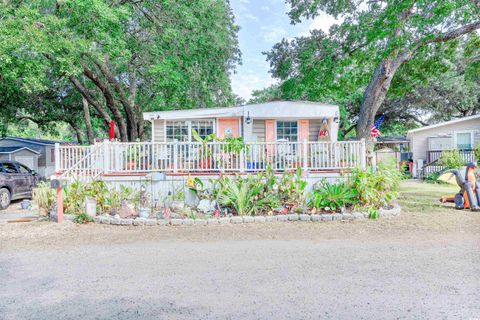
370 114 385 137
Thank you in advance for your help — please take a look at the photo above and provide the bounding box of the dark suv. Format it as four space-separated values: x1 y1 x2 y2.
0 161 40 210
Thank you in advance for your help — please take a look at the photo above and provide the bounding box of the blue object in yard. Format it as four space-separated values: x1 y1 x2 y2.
246 161 264 171
21 200 31 210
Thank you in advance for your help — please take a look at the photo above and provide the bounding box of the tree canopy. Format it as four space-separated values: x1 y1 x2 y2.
263 0 480 142
0 0 241 142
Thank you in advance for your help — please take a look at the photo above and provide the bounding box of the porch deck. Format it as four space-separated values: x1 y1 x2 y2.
54 140 366 180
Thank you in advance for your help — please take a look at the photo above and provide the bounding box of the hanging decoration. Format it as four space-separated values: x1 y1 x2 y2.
318 118 329 139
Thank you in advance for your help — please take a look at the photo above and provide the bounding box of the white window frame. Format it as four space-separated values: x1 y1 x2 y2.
275 120 299 142
453 130 474 150
164 119 215 142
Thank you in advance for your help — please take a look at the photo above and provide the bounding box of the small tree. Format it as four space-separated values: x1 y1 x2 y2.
439 150 466 169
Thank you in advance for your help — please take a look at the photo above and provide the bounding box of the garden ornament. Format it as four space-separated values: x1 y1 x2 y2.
439 162 480 211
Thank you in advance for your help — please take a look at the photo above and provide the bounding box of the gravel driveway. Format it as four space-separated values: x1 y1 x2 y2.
1 181 479 319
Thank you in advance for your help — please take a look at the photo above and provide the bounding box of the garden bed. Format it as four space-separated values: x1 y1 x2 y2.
88 205 401 226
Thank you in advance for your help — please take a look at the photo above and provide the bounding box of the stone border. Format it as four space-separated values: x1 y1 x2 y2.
91 205 401 226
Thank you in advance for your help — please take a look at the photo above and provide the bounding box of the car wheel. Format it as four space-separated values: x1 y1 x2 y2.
0 188 11 210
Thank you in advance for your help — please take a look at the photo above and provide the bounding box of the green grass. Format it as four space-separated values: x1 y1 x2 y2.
398 180 458 214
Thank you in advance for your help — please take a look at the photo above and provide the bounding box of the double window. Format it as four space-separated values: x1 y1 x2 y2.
166 120 214 142
276 121 298 142
455 132 473 150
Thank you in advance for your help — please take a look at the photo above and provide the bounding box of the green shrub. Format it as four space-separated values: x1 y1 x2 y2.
32 182 56 212
438 150 466 169
74 213 94 224
214 175 280 216
474 144 480 164
308 180 356 212
348 161 402 209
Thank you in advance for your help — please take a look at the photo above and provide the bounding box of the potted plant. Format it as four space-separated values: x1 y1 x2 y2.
192 129 216 169
126 147 141 170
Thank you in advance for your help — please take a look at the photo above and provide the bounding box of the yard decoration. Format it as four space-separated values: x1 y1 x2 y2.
438 162 480 211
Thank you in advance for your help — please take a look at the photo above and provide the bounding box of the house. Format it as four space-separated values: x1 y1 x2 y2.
407 114 480 177
0 147 40 172
143 101 341 143
0 137 66 177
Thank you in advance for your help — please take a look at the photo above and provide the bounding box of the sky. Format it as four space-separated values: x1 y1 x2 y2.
229 0 338 101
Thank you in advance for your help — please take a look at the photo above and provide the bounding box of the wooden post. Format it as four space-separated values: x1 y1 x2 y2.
57 187 63 224
360 139 367 170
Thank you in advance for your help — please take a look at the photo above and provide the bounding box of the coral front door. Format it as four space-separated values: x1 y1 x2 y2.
217 118 240 139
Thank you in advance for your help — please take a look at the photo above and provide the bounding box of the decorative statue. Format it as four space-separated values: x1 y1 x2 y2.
439 162 480 211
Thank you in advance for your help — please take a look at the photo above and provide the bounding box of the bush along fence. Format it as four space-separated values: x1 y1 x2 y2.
34 162 403 225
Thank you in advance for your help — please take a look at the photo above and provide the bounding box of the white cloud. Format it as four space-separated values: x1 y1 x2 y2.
261 26 288 43
261 5 270 11
231 71 277 100
304 12 342 35
239 0 250 3
243 13 259 21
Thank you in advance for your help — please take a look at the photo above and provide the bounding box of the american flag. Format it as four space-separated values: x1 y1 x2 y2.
370 114 385 137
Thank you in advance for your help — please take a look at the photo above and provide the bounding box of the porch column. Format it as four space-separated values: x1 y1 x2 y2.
298 120 310 173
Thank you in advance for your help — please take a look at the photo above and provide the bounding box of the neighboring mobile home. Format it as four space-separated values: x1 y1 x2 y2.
0 137 66 177
143 101 341 143
0 147 40 172
407 114 480 177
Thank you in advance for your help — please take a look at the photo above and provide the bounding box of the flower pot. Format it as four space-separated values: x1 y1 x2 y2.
138 207 150 218
126 161 136 170
199 158 212 169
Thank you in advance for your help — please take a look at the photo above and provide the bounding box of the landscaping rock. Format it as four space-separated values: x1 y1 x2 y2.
352 212 364 219
299 214 311 221
170 218 183 226
242 216 254 223
254 216 266 223
265 216 278 222
144 219 157 226
207 218 219 225
133 219 145 226
218 217 230 224
194 219 207 225
276 215 288 222
197 199 214 214
342 213 354 221
321 214 333 221
311 214 321 222
183 218 194 225
99 216 110 224
287 214 299 221
120 219 133 226
157 219 168 226
110 218 122 225
230 216 243 224
332 214 343 221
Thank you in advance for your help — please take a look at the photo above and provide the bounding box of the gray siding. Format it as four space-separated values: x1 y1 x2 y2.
408 117 480 163
252 120 266 142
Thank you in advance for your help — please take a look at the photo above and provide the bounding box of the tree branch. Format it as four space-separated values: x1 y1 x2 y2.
432 20 480 43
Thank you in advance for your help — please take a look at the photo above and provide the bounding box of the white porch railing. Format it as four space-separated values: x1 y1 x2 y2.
55 139 366 179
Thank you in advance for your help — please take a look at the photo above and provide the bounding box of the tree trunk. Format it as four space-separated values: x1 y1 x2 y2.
82 97 94 145
356 57 404 155
70 122 84 144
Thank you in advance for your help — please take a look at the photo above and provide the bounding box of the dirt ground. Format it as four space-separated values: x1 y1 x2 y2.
1 180 479 319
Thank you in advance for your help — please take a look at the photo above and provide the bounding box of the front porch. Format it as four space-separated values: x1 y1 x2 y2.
54 140 366 180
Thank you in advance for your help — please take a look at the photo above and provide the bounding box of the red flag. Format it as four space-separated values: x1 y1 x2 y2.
109 121 115 140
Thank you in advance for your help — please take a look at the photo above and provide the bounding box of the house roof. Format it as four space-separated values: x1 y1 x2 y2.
0 146 41 154
143 101 339 121
407 114 480 134
0 136 65 146
375 136 409 143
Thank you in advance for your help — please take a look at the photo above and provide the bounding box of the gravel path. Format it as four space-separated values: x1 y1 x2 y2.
1 181 479 319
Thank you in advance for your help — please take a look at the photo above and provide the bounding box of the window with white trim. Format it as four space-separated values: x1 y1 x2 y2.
455 132 473 150
276 121 298 142
166 120 214 142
